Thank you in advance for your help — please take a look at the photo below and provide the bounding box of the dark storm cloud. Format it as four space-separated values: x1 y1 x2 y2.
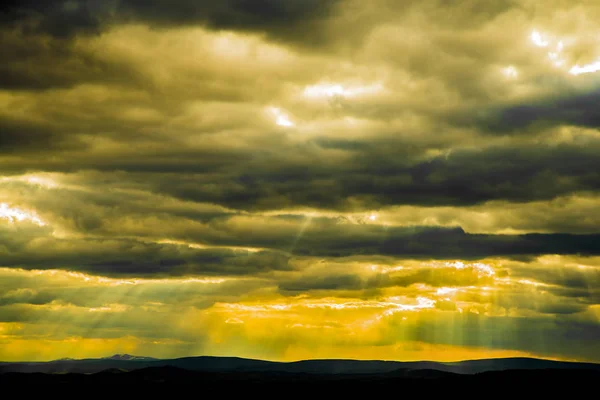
0 227 291 277
120 0 338 41
275 225 600 259
546 286 600 305
0 0 110 37
150 140 600 210
3 119 599 209
4 136 600 218
3 216 599 278
0 119 70 153
468 88 600 133
1 0 339 42
0 0 339 91
0 26 139 90
48 216 600 260
278 267 489 293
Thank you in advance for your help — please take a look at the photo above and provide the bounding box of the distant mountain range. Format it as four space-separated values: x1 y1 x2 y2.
1 354 598 375
102 354 157 361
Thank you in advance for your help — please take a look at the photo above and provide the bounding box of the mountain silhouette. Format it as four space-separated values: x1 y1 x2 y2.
1 355 598 375
102 354 157 361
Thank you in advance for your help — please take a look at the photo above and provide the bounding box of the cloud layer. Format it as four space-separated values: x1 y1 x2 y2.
1 0 599 362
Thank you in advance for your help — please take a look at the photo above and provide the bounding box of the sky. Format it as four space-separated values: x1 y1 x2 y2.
0 0 599 363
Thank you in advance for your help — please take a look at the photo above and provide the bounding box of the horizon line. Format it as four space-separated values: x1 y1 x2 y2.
3 353 598 365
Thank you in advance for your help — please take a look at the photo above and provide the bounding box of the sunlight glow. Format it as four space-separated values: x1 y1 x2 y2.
88 304 131 313
0 203 45 226
156 239 264 253
530 31 568 69
440 261 495 277
268 107 295 127
22 175 58 189
221 297 435 313
503 65 518 78
12 268 228 286
531 31 549 47
303 82 383 98
368 264 405 273
528 31 600 75
548 41 565 67
570 59 600 75
436 287 458 296
517 279 545 287
0 174 59 189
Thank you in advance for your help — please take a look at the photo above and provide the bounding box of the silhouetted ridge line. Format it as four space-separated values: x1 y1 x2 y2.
1 355 598 375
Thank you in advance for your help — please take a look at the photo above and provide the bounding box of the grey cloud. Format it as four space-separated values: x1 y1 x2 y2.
193 220 600 260
547 286 600 305
513 265 600 290
1 0 340 43
143 140 600 211
3 127 599 210
278 267 490 293
0 118 82 154
400 312 600 361
0 289 55 306
5 185 600 266
279 274 365 292
467 88 600 133
0 227 291 277
9 210 600 264
0 274 268 309
0 26 137 90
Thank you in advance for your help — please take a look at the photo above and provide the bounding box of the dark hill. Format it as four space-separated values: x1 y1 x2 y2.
1 366 598 389
1 355 598 376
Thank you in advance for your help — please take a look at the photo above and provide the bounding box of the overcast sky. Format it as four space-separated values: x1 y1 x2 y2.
0 0 599 362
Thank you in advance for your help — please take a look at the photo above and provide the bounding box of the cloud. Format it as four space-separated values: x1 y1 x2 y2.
278 266 491 293
0 223 291 277
13 138 595 211
470 88 600 133
1 0 340 44
0 117 78 154
1 0 600 363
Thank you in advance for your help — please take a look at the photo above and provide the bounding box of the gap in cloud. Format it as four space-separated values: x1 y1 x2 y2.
303 82 384 99
268 106 295 127
0 203 46 226
0 174 60 189
529 29 600 75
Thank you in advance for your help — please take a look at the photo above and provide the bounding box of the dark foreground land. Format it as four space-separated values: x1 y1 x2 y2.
2 356 599 390
2 367 599 390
